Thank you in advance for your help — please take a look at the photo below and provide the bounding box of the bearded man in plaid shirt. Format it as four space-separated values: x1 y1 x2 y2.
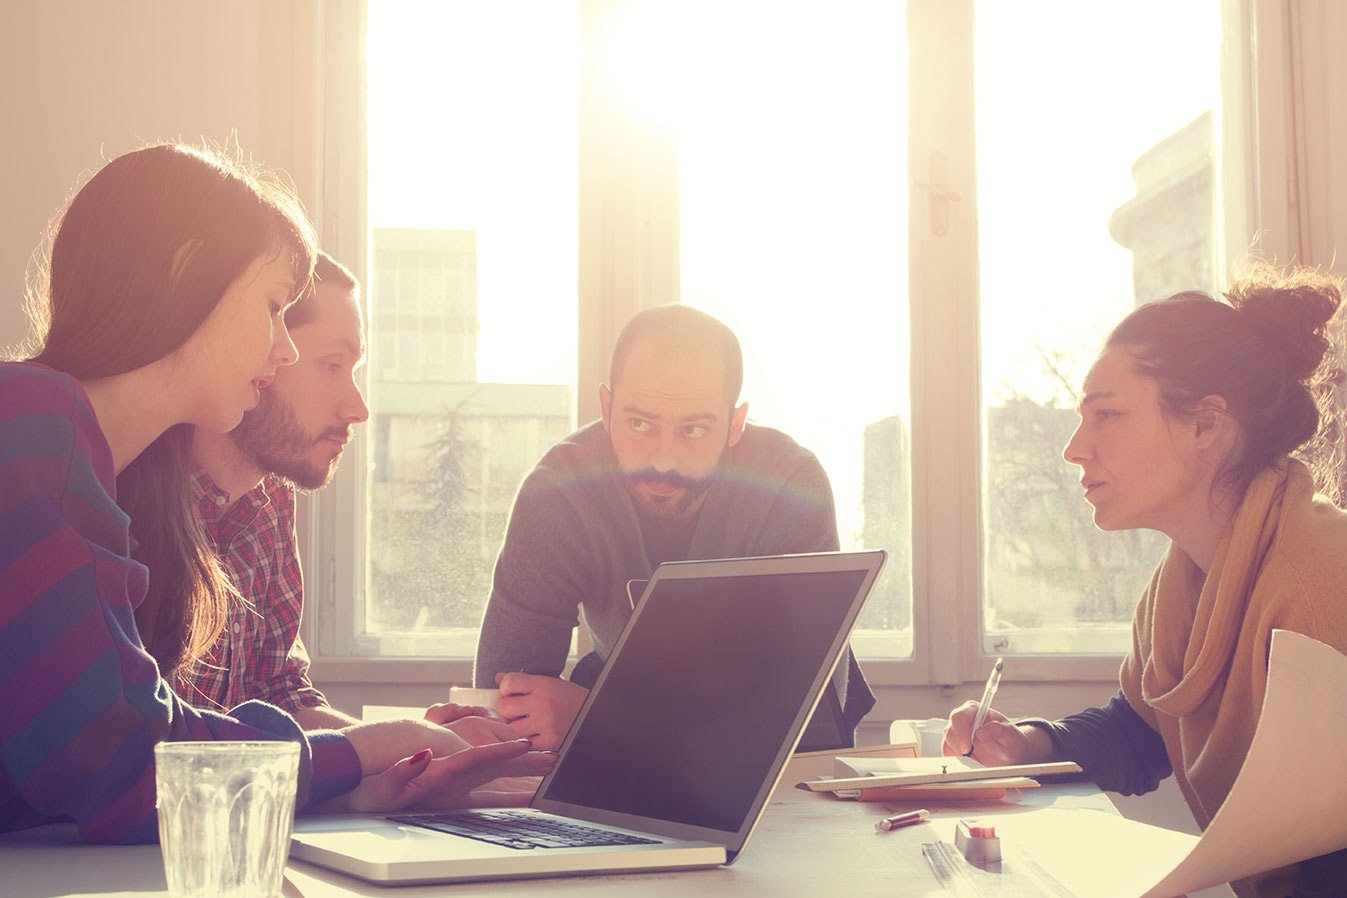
175 253 371 728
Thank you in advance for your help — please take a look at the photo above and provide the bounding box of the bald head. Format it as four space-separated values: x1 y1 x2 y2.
609 305 743 406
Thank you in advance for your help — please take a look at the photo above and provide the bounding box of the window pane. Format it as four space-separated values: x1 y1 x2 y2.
976 1 1221 653
365 0 579 655
677 1 912 657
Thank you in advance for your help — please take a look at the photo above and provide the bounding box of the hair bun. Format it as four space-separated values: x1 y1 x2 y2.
1226 265 1342 383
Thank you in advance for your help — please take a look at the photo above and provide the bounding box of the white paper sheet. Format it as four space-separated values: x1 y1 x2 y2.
1002 630 1347 897
991 810 1199 898
361 704 423 721
1136 629 1347 897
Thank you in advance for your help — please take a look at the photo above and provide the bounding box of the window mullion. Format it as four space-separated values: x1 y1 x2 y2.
577 0 679 422
907 0 982 687
313 0 369 660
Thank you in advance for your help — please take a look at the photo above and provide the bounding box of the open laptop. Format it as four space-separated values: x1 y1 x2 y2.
290 549 886 885
623 576 851 753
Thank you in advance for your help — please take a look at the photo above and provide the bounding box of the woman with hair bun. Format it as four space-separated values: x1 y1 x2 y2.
943 265 1347 897
0 144 552 845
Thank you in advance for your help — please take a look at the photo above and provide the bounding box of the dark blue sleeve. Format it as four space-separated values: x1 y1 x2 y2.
1292 847 1347 897
1021 689 1171 795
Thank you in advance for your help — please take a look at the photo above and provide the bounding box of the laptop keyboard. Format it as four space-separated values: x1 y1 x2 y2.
386 810 662 851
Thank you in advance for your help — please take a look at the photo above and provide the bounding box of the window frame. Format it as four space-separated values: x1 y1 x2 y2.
302 0 1286 693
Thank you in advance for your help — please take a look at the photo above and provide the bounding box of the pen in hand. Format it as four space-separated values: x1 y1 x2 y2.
968 657 1004 755
875 809 930 833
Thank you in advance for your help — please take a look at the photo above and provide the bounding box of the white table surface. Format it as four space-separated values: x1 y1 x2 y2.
0 781 1121 898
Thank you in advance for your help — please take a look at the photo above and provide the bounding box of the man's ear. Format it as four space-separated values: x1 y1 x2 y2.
599 383 613 432
1192 394 1229 445
728 403 749 448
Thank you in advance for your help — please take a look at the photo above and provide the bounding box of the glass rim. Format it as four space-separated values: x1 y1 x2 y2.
153 741 301 756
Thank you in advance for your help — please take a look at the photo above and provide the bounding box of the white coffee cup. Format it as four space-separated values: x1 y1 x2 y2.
916 718 949 757
448 686 502 711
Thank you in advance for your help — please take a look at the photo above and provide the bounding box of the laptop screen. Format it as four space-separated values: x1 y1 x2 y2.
540 567 868 834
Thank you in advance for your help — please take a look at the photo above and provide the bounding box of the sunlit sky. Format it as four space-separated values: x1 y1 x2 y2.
368 0 1221 546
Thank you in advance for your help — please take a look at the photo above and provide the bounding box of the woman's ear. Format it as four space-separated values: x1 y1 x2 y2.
1192 394 1230 444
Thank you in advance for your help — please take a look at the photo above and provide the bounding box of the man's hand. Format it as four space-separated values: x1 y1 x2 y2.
443 715 519 748
339 718 474 775
942 700 1054 767
291 703 363 730
425 702 507 728
424 701 517 746
424 702 506 726
494 673 589 751
339 740 556 814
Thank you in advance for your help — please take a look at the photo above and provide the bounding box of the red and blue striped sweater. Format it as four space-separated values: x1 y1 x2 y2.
0 362 359 843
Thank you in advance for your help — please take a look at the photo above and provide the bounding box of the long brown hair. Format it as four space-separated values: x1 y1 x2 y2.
28 143 316 680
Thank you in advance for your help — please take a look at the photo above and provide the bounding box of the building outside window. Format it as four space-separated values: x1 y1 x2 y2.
324 0 1246 682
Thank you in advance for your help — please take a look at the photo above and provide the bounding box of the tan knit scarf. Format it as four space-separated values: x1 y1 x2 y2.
1121 459 1321 898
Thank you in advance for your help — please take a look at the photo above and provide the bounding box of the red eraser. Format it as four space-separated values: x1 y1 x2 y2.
968 825 996 838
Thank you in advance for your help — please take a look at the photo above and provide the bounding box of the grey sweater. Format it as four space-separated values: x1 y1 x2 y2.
473 420 874 739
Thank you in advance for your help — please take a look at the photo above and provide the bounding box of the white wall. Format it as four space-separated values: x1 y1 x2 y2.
0 0 309 352
1309 0 1347 271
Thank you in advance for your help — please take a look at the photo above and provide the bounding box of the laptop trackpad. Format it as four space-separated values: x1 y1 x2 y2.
294 816 508 861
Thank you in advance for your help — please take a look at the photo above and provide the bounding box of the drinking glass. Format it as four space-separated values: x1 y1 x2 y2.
154 741 300 898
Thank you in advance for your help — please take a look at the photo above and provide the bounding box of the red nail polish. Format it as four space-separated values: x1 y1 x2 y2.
411 748 432 764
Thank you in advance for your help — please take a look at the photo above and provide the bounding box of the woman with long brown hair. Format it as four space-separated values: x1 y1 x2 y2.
0 144 552 843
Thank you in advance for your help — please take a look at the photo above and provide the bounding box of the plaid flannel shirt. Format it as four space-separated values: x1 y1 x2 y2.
175 470 330 714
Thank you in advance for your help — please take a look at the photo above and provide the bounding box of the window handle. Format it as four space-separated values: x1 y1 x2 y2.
913 151 961 236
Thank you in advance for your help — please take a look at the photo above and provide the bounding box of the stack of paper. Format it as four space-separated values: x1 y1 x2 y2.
798 756 1081 801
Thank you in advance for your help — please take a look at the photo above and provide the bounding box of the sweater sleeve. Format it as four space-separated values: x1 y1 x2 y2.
1021 689 1171 795
749 453 878 741
1293 847 1347 897
473 467 592 686
0 397 359 843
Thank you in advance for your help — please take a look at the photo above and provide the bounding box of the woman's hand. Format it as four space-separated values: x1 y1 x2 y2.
942 700 1054 767
339 740 556 814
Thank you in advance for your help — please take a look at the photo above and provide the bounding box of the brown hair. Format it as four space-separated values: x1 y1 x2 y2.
28 143 316 679
285 250 360 330
1106 263 1343 502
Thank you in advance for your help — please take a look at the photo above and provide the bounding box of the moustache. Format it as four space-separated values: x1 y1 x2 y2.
627 468 707 492
316 427 350 445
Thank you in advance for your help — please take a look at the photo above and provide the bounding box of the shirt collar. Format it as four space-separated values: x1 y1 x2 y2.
193 468 280 538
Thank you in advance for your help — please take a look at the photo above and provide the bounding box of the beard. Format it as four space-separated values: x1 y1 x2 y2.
229 391 344 492
624 467 714 521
